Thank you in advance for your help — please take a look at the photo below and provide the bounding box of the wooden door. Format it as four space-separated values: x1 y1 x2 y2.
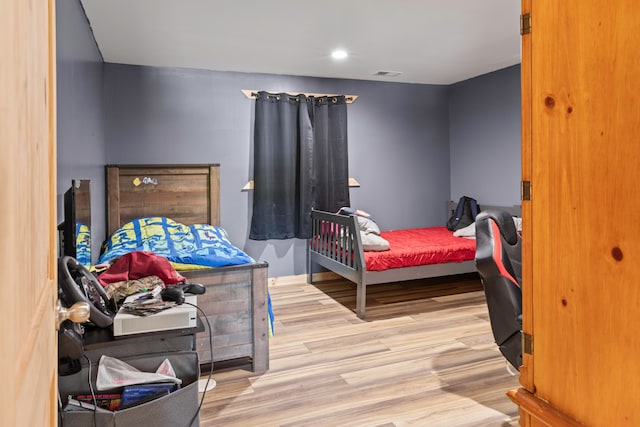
0 0 58 426
513 0 640 425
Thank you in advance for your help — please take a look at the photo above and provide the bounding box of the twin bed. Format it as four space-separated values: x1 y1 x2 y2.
308 203 521 319
103 164 270 372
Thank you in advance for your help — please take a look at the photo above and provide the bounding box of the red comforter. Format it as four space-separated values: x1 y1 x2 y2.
364 226 476 271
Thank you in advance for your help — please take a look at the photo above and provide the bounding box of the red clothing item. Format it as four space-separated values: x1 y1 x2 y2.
97 251 185 287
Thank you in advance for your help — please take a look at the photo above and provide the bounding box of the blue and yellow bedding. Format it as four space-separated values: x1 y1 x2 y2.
98 217 254 269
75 222 92 267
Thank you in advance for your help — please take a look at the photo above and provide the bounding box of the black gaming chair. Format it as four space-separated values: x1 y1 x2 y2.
475 210 522 370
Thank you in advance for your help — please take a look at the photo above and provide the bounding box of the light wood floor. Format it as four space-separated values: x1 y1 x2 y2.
198 274 520 427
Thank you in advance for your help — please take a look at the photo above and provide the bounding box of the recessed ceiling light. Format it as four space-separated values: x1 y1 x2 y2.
331 49 348 60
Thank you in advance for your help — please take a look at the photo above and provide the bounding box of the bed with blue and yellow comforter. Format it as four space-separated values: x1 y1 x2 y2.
97 216 274 343
97 216 254 269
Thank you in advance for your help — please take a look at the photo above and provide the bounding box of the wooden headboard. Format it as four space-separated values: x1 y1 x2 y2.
105 164 220 235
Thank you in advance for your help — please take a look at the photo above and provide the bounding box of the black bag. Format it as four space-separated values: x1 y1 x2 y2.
447 196 480 231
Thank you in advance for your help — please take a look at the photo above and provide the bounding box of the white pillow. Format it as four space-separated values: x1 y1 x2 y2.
513 217 522 232
453 222 476 238
452 216 523 238
361 232 390 251
356 215 381 235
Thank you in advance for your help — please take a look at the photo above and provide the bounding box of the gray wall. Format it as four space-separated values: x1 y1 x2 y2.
56 0 522 278
56 0 107 260
449 65 521 206
103 65 451 277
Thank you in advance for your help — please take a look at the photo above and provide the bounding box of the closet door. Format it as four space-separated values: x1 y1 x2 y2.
515 0 640 425
0 0 58 425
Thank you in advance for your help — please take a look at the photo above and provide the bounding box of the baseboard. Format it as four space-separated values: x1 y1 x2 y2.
269 271 341 287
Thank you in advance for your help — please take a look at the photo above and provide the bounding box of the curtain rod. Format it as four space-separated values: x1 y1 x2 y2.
242 177 360 191
241 89 358 103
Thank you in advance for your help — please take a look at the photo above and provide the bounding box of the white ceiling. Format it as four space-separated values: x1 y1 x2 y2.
80 0 522 85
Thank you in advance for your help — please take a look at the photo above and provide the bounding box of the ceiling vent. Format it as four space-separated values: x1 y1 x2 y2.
373 70 403 77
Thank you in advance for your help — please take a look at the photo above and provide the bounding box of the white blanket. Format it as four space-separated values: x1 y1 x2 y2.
453 217 522 239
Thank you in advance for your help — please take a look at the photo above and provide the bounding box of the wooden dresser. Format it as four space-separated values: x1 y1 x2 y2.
183 262 269 373
510 1 640 425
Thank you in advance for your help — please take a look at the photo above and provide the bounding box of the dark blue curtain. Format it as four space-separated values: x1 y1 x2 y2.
250 92 350 240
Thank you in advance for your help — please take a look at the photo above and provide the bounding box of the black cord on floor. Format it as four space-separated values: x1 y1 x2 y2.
83 354 98 427
184 302 214 427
